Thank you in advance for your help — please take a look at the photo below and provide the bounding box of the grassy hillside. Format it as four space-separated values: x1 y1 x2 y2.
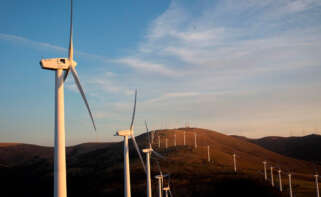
0 128 320 197
233 134 321 164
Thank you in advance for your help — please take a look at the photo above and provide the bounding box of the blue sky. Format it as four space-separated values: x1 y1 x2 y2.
1 0 321 146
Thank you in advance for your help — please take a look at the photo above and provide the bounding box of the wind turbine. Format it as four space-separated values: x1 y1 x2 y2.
143 121 165 197
183 131 186 146
207 145 211 163
40 1 96 197
233 153 237 173
154 159 168 197
163 175 173 197
278 169 283 192
288 173 293 197
263 161 267 181
315 173 320 197
194 133 197 149
115 90 147 197
270 166 274 187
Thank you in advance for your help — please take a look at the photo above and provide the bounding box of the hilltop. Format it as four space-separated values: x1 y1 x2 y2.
0 128 320 197
233 134 321 163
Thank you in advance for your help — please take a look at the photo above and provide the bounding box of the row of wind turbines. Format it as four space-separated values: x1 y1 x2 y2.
39 1 321 197
40 1 172 197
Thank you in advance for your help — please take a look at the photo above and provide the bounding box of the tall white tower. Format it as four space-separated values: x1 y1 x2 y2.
207 145 210 163
183 131 186 146
278 169 282 192
233 153 237 173
270 166 274 187
263 161 267 181
194 133 197 149
288 173 293 197
315 174 320 197
143 147 153 197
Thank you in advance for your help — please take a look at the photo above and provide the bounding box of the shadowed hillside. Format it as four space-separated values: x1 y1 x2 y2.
0 128 320 197
233 134 321 164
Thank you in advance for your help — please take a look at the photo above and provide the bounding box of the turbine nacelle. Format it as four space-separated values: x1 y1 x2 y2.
116 129 132 137
40 58 77 70
142 147 153 153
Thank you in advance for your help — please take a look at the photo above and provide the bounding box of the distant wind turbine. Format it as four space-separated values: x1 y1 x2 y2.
40 1 96 197
158 136 161 149
233 153 237 173
174 133 176 147
143 121 166 197
288 173 293 197
207 145 211 163
270 166 274 187
278 169 282 192
263 161 267 181
315 174 320 197
194 133 197 149
115 90 147 197
183 131 186 146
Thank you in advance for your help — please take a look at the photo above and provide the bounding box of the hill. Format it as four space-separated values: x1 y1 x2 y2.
0 128 320 197
233 134 321 163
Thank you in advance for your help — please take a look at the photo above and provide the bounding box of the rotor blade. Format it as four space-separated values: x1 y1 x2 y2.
68 0 73 60
152 150 166 160
129 89 137 130
63 68 70 82
169 190 173 197
70 66 96 130
154 159 163 176
145 120 151 145
130 133 146 173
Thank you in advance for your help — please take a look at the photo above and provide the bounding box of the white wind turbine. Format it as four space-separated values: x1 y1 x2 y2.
207 145 211 163
154 159 168 197
288 173 293 197
115 90 147 197
270 166 274 187
263 161 267 181
143 121 166 197
40 1 96 197
315 173 320 197
163 175 173 197
233 153 237 173
278 169 283 192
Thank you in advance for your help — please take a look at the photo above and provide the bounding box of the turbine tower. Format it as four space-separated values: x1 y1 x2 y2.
158 136 161 149
278 169 282 192
40 1 96 197
233 153 237 173
194 133 197 149
315 174 320 197
263 161 267 181
143 122 165 197
155 175 163 197
115 90 147 197
183 131 186 146
174 133 176 147
270 166 274 187
207 145 210 163
288 173 293 197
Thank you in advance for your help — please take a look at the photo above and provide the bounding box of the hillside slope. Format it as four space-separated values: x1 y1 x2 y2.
0 128 320 197
233 134 321 163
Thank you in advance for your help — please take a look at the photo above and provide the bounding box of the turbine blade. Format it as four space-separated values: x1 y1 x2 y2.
169 190 173 197
152 150 166 160
63 69 70 81
154 159 163 176
145 120 151 145
130 133 146 173
68 0 73 60
129 89 137 130
70 66 96 130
